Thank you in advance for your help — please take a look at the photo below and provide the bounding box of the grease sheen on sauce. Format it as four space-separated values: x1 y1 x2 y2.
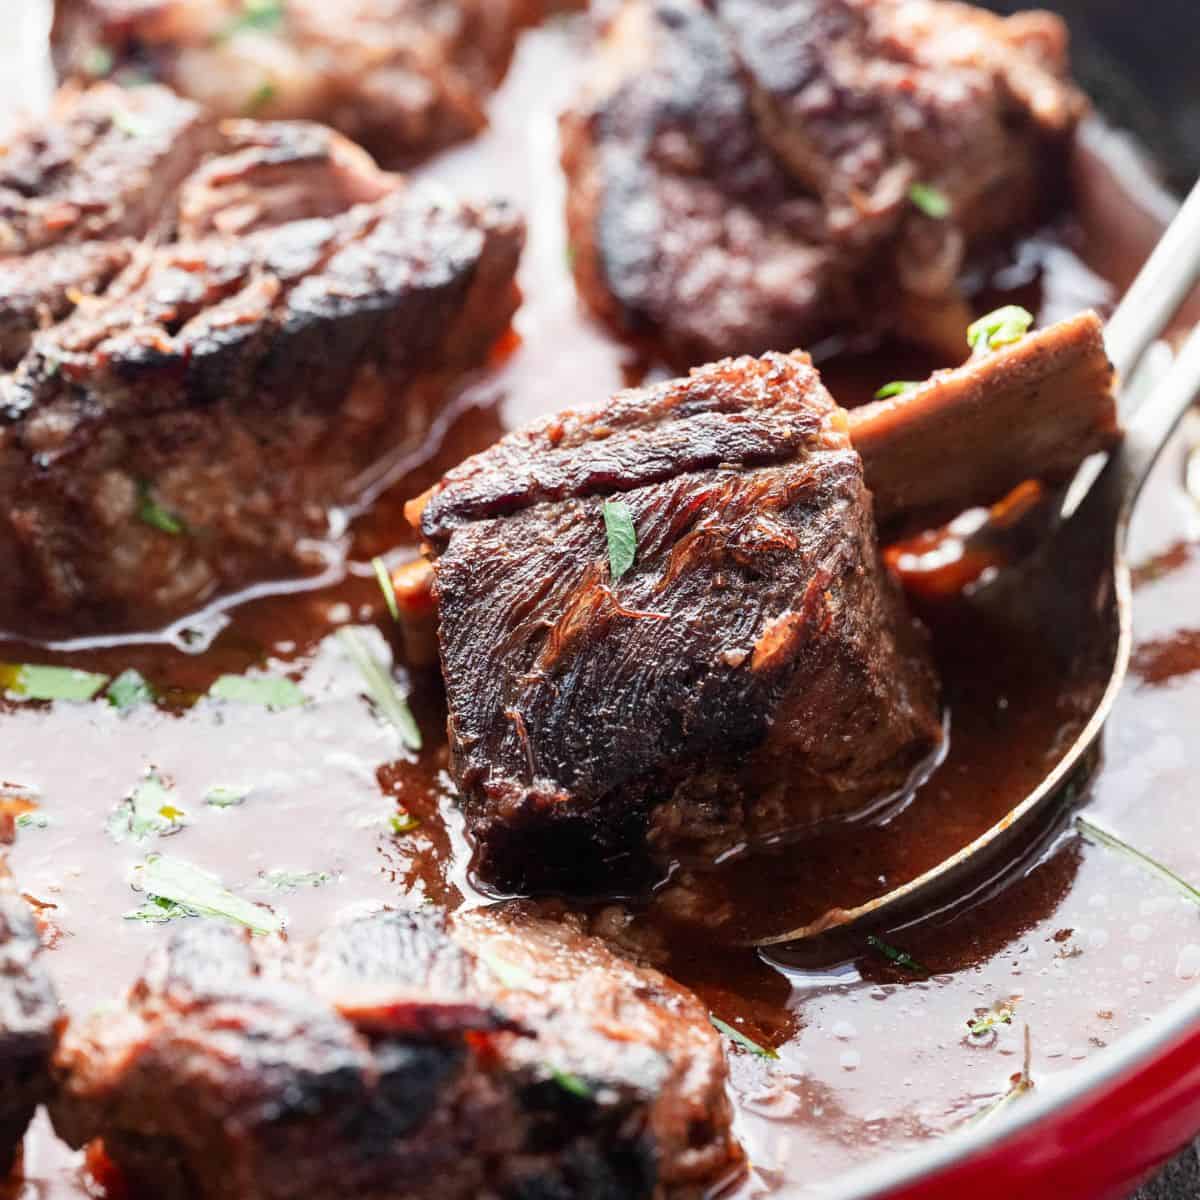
1 18 1198 1200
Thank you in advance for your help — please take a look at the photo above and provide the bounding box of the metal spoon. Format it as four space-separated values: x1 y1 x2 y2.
757 177 1200 947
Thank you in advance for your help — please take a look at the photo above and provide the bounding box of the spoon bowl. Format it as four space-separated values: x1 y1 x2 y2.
756 181 1200 948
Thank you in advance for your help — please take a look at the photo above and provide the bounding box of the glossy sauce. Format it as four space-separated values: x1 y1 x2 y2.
2 18 1199 1200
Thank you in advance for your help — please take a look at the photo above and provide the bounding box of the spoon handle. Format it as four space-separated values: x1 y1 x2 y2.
1122 320 1200 502
1106 175 1200 383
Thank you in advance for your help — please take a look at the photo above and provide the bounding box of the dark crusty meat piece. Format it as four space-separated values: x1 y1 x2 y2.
0 188 522 636
0 883 62 1175
51 906 737 1198
53 0 573 168
0 81 216 256
0 81 214 364
0 240 131 368
176 119 400 239
414 352 944 893
561 0 1086 363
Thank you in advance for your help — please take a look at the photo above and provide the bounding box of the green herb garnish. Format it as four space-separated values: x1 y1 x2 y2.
83 46 115 77
709 1015 779 1059
112 107 151 139
476 945 535 990
337 627 422 751
16 812 49 830
205 784 251 808
1076 815 1200 906
107 668 156 711
967 305 1035 357
260 869 330 891
969 1025 1034 1126
551 1068 593 1099
245 79 277 114
209 673 306 710
1 663 110 703
873 380 921 401
221 0 286 39
372 557 400 622
969 1006 1015 1037
602 499 637 580
125 895 194 923
389 809 420 835
108 772 186 842
867 934 928 975
138 483 186 535
909 182 951 220
127 853 282 934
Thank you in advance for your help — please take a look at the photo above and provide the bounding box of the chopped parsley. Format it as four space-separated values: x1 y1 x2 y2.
209 673 306 710
476 945 535 990
969 1006 1015 1037
867 934 928 975
602 499 637 580
372 557 400 622
16 812 49 830
245 79 278 114
967 305 1035 357
389 809 421 836
969 1025 1034 1126
108 772 186 842
127 854 283 935
138 483 186 535
260 869 331 892
112 107 151 139
338 627 422 752
551 1068 593 1099
106 668 156 711
221 0 286 39
1 663 110 703
205 784 251 808
873 380 920 401
908 182 951 220
709 1015 778 1059
1076 815 1200 906
83 46 115 77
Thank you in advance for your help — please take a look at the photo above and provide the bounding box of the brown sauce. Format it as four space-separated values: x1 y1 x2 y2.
2 19 1198 1199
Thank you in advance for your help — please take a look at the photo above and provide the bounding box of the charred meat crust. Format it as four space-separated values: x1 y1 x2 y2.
418 352 942 892
52 0 574 168
561 0 1087 363
0 82 218 256
0 190 523 635
50 906 737 1198
0 240 133 368
0 885 62 1175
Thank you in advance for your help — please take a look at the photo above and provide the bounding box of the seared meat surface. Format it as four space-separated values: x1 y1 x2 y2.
0 241 131 368
176 119 399 239
415 352 944 892
0 82 215 364
53 0 573 168
561 0 1086 363
0 884 61 1175
51 906 736 1198
0 188 522 635
0 81 216 255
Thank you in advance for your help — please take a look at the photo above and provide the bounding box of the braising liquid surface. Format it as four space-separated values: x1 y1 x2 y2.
2 17 1198 1199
